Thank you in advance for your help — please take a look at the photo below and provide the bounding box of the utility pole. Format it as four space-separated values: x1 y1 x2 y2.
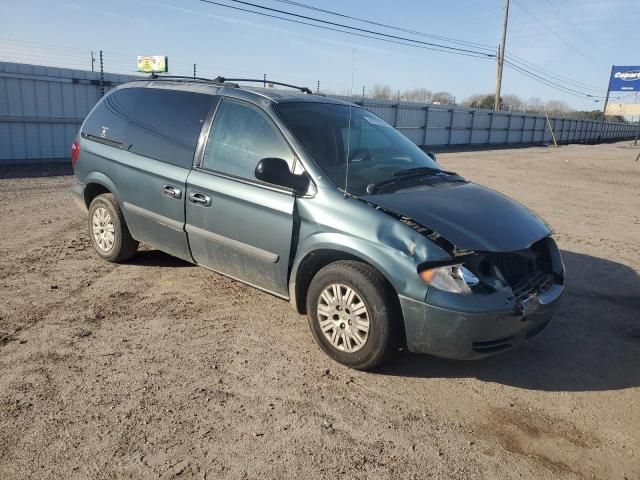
598 65 615 143
193 63 196 79
90 51 95 72
494 0 510 111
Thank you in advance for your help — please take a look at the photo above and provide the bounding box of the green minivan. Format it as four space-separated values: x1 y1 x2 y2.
71 77 564 370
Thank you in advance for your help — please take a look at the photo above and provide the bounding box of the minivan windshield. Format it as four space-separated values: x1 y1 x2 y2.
276 102 442 195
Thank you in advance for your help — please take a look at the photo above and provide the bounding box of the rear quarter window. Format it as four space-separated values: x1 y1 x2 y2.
125 88 216 169
82 88 136 145
82 87 216 169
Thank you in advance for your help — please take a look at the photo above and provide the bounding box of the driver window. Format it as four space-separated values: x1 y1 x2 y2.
202 99 295 179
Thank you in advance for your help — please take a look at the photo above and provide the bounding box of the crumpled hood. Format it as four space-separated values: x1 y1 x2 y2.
362 182 551 252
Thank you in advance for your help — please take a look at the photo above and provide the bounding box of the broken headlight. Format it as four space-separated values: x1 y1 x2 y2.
419 265 479 294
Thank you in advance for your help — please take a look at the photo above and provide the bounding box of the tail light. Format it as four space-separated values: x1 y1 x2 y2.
71 140 80 168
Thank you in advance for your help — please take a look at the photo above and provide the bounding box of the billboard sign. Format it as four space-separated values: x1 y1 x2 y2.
137 56 168 73
605 103 640 116
610 66 640 91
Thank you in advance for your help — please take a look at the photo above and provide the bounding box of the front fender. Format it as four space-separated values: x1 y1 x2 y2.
290 231 430 304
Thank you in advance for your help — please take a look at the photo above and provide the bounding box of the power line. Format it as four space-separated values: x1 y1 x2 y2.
197 0 495 59
511 0 600 65
506 53 603 93
538 0 594 47
271 0 495 50
504 60 622 100
262 0 610 99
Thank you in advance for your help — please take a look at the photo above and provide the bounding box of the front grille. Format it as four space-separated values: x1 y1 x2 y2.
512 273 554 303
472 335 516 354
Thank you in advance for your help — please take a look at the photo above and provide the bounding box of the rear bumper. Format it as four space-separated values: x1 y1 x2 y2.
399 282 564 360
71 181 86 212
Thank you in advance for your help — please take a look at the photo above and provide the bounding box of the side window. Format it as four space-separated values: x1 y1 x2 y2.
125 88 215 169
82 88 136 145
202 99 294 179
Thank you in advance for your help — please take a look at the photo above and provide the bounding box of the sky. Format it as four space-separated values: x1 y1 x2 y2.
1 0 639 110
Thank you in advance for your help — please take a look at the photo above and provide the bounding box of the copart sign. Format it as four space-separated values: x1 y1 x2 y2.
610 66 640 92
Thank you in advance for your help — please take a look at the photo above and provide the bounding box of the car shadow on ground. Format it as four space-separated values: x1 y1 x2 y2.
378 250 640 392
129 249 195 268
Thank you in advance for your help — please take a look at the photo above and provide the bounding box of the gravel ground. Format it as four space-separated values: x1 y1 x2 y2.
0 142 639 479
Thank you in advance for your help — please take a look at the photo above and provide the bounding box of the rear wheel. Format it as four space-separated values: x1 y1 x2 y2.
88 193 138 263
306 260 397 370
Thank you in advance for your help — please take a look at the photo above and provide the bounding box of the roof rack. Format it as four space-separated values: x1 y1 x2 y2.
214 77 313 94
139 74 239 87
131 74 312 94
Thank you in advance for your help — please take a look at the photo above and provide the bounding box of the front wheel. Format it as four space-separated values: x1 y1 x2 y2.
306 260 398 370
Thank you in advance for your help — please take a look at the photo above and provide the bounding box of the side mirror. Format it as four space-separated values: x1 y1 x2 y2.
255 157 310 193
426 151 437 161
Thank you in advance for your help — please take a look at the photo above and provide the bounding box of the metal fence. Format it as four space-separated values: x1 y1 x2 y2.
332 95 637 147
0 62 134 162
1 61 637 162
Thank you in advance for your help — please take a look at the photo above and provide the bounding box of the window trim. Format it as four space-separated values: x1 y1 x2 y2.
196 97 298 181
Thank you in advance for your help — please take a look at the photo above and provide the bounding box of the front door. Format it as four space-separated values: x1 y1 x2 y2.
185 98 297 297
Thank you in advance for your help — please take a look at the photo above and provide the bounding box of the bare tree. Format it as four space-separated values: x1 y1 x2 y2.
432 91 455 105
502 94 525 112
545 100 573 116
526 97 545 113
461 93 487 108
370 84 393 100
401 88 432 103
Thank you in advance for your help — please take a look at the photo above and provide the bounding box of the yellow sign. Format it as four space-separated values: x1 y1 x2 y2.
605 103 640 116
137 56 168 73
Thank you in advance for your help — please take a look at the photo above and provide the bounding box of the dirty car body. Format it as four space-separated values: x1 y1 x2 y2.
71 78 564 368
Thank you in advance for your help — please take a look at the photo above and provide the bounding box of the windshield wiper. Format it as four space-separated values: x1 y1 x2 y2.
366 168 457 194
392 166 443 177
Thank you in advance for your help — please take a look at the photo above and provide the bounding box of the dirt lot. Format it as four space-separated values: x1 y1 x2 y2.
1 142 639 479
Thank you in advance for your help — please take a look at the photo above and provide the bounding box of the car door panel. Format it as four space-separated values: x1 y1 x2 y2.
186 170 294 296
184 98 297 297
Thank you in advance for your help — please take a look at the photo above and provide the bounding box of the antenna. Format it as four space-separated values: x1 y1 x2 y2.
344 48 355 198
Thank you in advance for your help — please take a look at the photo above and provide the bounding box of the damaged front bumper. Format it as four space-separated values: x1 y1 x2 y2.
399 279 564 360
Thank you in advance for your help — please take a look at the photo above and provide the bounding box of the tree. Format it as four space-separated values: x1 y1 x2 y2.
502 94 525 112
370 84 393 100
545 100 572 116
526 97 545 113
432 91 455 105
464 94 497 110
461 94 486 108
401 88 432 103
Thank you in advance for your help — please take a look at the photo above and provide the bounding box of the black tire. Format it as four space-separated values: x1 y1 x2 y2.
88 193 138 263
306 260 398 370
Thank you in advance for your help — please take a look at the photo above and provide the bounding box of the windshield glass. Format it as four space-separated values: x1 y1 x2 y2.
275 102 441 195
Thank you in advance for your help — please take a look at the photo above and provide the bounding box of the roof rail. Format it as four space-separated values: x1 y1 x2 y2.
129 74 312 94
131 74 240 88
214 77 313 94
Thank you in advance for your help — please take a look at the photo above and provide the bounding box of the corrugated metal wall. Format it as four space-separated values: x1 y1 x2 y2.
333 95 637 148
0 62 135 162
0 61 637 162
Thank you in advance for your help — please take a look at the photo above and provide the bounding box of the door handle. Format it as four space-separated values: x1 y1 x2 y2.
189 191 212 206
162 184 182 199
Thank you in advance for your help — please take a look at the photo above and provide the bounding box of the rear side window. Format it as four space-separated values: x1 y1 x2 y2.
202 99 294 179
125 88 215 168
82 88 136 145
